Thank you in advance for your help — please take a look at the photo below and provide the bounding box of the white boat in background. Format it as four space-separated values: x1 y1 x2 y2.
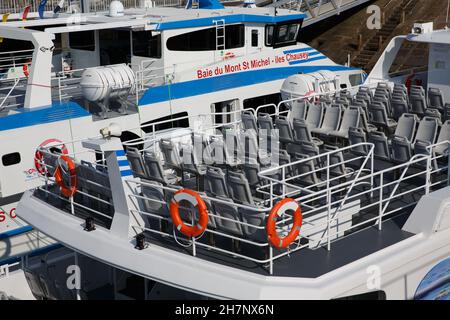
12 22 450 299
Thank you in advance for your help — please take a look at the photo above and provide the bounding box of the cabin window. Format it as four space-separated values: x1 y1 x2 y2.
132 31 162 59
388 42 429 77
69 30 95 51
99 29 131 65
265 21 302 48
349 72 364 87
251 30 258 47
167 28 216 51
2 152 21 167
225 24 245 49
166 24 245 51
141 112 189 133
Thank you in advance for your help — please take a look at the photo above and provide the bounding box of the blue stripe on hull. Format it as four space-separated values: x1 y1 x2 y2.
0 101 90 132
139 64 359 105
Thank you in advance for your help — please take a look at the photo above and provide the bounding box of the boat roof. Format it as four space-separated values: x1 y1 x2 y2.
3 7 306 32
406 26 450 45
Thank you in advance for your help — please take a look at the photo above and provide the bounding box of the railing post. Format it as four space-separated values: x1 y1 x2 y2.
326 153 331 251
269 246 273 275
426 154 432 195
378 172 383 230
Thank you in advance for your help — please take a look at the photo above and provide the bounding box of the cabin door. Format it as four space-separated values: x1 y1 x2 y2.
248 28 262 55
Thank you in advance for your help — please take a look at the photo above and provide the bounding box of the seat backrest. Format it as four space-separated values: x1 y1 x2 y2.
292 118 312 143
227 171 254 205
180 143 202 174
126 147 147 179
305 103 324 129
239 206 266 242
410 94 427 115
292 153 320 186
391 97 409 121
242 158 261 189
339 106 359 131
289 99 308 121
159 138 182 170
369 102 389 126
143 150 168 185
298 140 320 158
212 198 243 236
394 113 418 142
373 94 391 116
348 127 368 156
410 85 425 97
349 105 369 132
391 136 412 163
42 152 59 177
275 115 294 143
76 162 111 197
437 120 450 143
223 129 244 159
368 131 390 161
204 166 229 197
322 144 346 176
257 113 274 131
393 83 408 96
428 87 444 109
414 116 439 144
192 133 208 163
241 129 259 161
241 110 258 131
334 97 349 107
141 183 169 218
320 104 342 131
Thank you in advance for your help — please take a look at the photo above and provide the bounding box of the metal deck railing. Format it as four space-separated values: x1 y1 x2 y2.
265 0 373 27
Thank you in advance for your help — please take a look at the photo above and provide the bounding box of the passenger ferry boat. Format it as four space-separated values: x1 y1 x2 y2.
0 0 365 282
13 22 450 300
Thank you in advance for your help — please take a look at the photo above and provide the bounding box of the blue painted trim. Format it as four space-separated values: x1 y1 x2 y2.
288 55 328 65
120 169 133 177
283 47 316 54
0 101 90 132
0 226 33 240
307 52 322 57
154 14 306 30
139 64 359 105
186 0 224 9
0 243 63 266
115 150 126 157
118 160 130 167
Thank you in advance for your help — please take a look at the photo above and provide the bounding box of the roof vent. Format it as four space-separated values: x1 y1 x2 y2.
412 22 433 35
109 1 125 17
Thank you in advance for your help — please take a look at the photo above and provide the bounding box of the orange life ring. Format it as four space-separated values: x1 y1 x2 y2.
266 198 303 249
169 189 208 238
54 155 77 198
35 139 68 176
23 63 30 77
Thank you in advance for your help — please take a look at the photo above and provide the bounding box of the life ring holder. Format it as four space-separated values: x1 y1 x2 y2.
23 63 30 78
54 155 77 198
266 198 303 249
35 139 69 176
223 52 235 60
170 189 209 239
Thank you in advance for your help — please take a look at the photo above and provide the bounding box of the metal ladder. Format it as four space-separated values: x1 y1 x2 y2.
214 19 226 51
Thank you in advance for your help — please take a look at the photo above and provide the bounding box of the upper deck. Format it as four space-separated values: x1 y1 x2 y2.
16 75 450 298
